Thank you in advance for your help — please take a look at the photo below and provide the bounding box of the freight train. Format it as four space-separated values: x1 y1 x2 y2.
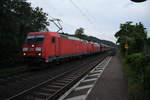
22 32 112 65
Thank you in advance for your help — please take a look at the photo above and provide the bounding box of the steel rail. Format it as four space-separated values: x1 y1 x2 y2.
7 55 107 100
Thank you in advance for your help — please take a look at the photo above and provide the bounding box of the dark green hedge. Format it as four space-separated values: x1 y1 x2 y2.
126 53 150 100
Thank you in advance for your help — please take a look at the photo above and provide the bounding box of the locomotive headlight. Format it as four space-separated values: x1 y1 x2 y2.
35 47 42 51
31 44 35 47
23 53 26 56
38 53 41 56
23 47 28 51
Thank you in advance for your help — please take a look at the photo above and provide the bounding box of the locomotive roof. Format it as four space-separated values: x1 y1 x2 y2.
28 32 59 37
27 32 103 45
59 34 86 42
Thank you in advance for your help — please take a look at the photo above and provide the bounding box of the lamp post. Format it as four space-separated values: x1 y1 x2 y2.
125 25 128 57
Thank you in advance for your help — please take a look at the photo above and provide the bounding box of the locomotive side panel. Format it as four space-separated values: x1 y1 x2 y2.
44 35 57 61
59 37 74 57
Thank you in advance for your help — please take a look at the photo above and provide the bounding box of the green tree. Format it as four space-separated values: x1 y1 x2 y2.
147 38 150 53
30 7 49 32
75 27 88 39
115 21 147 55
75 27 84 38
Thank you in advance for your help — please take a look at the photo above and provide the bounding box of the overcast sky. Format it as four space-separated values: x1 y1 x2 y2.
27 0 150 42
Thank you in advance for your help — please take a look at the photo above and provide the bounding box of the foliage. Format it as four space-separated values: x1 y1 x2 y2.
116 21 150 100
124 53 150 100
75 27 84 36
115 22 147 55
74 27 87 39
147 37 150 54
0 0 49 66
127 53 145 83
74 28 116 47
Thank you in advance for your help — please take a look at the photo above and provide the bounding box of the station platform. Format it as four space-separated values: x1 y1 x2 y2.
59 55 128 100
86 55 128 100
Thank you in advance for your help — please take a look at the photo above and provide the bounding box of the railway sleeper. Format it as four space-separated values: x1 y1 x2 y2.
32 92 52 100
67 74 81 77
53 80 69 84
50 82 67 86
22 93 46 100
47 85 61 90
63 78 75 82
37 88 56 94
47 84 63 88
42 87 57 93
56 80 71 84
62 76 76 80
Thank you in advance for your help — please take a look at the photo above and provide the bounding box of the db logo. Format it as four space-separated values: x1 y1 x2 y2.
30 48 34 51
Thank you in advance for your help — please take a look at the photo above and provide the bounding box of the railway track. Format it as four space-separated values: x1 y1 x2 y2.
6 54 107 100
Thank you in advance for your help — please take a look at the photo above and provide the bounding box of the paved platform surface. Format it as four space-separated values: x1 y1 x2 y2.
86 55 128 100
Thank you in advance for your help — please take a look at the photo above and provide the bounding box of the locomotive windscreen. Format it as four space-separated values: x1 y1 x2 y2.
25 34 44 43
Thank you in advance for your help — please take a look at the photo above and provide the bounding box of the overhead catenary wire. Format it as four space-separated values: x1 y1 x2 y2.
68 0 99 34
79 3 97 25
43 0 98 35
69 0 94 25
43 0 79 33
49 16 63 32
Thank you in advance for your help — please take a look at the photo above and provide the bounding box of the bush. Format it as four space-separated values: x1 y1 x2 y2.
125 53 150 100
127 53 144 82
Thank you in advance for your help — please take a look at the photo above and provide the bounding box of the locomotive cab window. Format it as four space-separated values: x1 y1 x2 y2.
51 37 56 43
26 34 44 43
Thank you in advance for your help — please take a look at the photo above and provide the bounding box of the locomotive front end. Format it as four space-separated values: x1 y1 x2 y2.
22 33 45 64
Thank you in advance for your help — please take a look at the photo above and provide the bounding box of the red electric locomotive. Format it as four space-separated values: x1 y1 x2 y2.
22 31 110 65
